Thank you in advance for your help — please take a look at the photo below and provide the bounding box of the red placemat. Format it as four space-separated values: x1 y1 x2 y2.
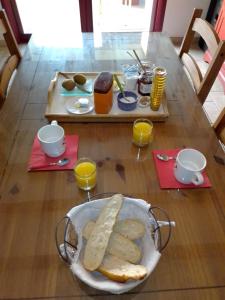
28 135 79 171
152 149 211 189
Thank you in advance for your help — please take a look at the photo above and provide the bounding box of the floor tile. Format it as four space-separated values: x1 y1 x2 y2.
203 101 220 125
211 78 225 92
210 92 225 110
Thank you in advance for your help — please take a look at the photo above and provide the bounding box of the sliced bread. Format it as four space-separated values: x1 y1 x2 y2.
98 254 147 283
83 194 123 271
114 218 145 240
83 221 141 263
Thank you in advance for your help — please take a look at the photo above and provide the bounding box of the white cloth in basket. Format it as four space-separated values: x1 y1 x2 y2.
68 196 161 294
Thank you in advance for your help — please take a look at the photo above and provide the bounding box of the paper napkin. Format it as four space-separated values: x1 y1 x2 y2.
152 149 211 189
28 135 79 171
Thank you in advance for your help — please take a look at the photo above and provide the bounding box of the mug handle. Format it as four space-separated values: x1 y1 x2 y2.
192 172 204 185
51 120 58 126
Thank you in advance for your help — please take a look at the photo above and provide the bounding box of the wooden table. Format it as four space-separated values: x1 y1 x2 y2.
0 32 225 299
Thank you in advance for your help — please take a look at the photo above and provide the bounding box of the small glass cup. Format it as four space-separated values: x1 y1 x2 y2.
133 118 153 147
137 60 154 74
74 158 97 191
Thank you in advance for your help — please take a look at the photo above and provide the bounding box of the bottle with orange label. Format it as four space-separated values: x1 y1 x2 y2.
94 72 113 114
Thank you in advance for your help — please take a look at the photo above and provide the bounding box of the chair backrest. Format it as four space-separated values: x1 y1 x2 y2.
213 107 225 144
179 8 225 104
0 9 22 108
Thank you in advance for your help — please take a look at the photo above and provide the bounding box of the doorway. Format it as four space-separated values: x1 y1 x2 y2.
14 0 166 46
16 0 82 47
92 0 154 32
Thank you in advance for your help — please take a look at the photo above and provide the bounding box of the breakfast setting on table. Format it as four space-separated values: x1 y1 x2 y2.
29 49 211 189
26 49 213 294
1 1 225 297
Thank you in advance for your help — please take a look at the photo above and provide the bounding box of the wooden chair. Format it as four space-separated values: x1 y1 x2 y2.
179 8 225 105
213 108 225 144
0 9 22 109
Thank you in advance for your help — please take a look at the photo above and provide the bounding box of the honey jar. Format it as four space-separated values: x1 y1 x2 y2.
94 72 113 114
150 67 167 111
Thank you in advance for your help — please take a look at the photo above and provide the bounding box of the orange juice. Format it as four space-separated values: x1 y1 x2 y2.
133 119 153 147
74 158 96 191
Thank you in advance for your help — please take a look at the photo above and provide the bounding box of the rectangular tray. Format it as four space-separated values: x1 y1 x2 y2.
45 72 169 123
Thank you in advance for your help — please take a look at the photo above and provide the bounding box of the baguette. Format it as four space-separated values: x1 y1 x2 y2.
83 194 123 271
114 218 145 240
83 221 141 263
98 254 147 283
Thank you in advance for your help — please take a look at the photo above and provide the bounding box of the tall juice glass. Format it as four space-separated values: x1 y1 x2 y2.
74 158 97 191
133 119 153 147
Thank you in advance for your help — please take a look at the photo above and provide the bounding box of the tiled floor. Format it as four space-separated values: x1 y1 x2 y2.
0 41 224 126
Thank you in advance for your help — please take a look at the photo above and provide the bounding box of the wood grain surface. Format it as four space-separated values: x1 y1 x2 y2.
0 32 224 299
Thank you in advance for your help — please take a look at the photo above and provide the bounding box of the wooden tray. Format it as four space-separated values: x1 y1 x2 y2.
45 72 169 123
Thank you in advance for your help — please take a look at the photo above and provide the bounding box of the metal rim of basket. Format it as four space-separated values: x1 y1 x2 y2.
55 192 172 264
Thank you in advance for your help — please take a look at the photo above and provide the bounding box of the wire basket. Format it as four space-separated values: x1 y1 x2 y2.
55 192 173 265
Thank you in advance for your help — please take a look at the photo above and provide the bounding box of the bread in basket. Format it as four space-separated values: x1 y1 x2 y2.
55 193 173 294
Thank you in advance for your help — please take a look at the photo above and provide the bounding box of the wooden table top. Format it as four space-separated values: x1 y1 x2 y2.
0 32 225 300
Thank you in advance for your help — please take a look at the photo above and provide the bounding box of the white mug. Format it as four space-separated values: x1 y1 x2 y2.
174 148 206 185
37 120 65 157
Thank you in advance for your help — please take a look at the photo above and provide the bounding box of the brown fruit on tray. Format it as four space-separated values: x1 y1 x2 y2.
73 73 87 85
62 79 76 91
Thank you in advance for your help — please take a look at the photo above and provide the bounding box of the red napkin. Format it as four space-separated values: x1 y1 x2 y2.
152 149 211 189
28 135 79 171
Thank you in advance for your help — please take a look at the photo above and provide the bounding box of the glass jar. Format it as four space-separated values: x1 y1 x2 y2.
138 70 153 96
137 60 152 74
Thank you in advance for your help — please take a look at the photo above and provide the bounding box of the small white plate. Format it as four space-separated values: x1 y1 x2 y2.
66 98 94 115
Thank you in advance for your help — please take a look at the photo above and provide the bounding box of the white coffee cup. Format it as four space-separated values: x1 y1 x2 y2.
37 120 65 157
174 148 206 185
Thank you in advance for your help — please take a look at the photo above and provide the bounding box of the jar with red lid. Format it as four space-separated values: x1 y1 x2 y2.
138 70 153 96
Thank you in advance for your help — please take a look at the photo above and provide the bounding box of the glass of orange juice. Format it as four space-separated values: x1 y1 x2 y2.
133 118 153 147
74 158 97 191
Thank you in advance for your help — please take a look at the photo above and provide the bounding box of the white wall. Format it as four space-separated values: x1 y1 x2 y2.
162 0 211 37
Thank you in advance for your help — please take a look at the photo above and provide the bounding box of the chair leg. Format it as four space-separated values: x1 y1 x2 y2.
215 112 225 140
0 9 22 59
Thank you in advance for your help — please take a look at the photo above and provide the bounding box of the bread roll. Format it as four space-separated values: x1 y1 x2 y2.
83 194 123 271
83 218 145 241
98 254 147 283
114 219 145 240
83 221 141 263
